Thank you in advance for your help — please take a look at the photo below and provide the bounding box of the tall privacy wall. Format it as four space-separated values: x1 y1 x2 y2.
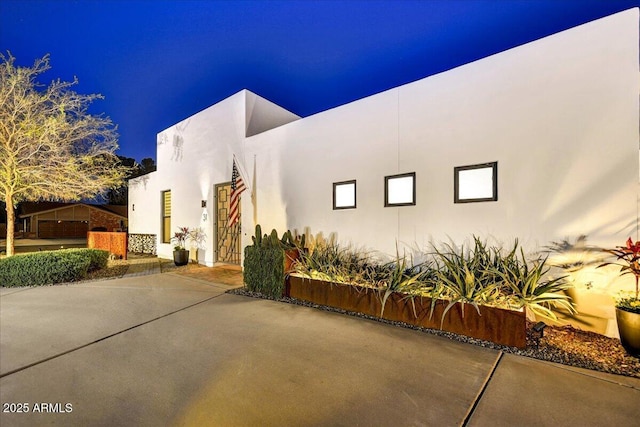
242 9 639 258
127 9 638 337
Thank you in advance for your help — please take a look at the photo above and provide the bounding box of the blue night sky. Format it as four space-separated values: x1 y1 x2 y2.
1 0 638 162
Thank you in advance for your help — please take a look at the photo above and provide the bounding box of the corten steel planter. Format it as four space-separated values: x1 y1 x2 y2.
616 308 640 357
287 275 527 348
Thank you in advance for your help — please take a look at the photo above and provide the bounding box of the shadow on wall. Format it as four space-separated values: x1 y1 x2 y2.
129 174 151 190
541 155 636 243
541 235 636 337
170 118 191 162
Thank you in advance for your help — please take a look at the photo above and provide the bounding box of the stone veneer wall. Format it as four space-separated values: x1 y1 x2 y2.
128 234 157 255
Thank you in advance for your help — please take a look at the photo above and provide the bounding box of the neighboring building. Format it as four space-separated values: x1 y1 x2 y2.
18 202 128 238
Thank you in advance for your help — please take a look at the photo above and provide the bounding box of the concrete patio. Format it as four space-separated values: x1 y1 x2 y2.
1 272 639 426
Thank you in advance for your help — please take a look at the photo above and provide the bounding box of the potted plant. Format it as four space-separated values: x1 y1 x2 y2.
189 227 206 263
171 226 190 266
599 237 640 356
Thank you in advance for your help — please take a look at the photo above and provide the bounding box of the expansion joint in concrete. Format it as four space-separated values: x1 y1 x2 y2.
0 293 224 379
460 351 504 426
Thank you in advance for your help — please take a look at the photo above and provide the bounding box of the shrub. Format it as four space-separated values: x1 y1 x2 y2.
86 248 109 271
243 224 308 298
244 245 284 298
0 249 109 288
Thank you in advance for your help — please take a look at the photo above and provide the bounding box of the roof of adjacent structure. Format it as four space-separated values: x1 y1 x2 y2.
18 202 128 219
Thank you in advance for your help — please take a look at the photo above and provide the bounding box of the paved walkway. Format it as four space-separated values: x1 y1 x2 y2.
1 273 639 426
122 255 243 287
122 256 163 277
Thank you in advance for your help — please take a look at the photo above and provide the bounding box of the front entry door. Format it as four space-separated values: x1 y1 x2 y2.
215 183 241 264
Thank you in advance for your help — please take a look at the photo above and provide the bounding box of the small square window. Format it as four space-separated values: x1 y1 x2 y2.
454 162 498 203
333 180 356 210
385 172 416 207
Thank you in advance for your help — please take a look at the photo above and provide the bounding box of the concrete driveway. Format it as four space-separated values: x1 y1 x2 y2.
1 273 639 426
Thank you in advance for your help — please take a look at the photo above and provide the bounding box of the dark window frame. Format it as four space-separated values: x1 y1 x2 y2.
384 172 416 207
454 162 498 203
333 180 357 210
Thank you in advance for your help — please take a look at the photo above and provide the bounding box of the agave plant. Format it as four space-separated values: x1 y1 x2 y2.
497 249 575 320
427 236 575 323
374 247 434 318
430 239 503 326
294 241 377 286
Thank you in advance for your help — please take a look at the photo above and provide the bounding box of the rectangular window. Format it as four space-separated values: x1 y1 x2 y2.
333 180 357 210
162 190 171 243
454 162 498 203
385 172 416 207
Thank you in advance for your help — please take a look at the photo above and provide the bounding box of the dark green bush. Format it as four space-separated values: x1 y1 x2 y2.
0 249 109 288
243 245 284 298
243 224 306 298
86 249 109 271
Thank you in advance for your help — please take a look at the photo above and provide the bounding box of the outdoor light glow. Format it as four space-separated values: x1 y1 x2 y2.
387 176 414 205
458 167 493 200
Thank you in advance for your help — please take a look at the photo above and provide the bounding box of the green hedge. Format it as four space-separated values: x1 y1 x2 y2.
0 249 109 288
243 245 284 298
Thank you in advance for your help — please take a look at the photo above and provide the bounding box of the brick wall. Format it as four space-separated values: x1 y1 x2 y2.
89 209 124 232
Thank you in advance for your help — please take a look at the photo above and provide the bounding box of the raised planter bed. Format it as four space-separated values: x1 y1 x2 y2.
286 275 527 348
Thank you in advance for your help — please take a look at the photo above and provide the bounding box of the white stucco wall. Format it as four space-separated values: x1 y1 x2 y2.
128 9 639 335
128 171 160 235
242 8 639 260
131 90 299 265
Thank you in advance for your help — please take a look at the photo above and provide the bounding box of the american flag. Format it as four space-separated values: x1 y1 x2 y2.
229 158 246 226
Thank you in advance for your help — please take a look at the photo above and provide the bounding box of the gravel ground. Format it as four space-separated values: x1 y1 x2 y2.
228 288 640 379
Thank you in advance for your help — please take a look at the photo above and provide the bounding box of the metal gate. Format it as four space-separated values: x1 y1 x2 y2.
215 182 241 264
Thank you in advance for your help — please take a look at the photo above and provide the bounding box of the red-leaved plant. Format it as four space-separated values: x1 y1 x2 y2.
171 227 190 251
599 237 640 314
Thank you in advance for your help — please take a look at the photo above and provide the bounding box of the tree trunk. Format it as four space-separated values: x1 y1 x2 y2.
5 195 15 257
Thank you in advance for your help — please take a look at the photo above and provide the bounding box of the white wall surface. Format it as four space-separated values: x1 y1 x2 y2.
128 171 160 235
130 90 299 265
129 9 638 336
243 8 639 260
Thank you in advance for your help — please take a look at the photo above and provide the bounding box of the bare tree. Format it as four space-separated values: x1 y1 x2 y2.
0 53 128 256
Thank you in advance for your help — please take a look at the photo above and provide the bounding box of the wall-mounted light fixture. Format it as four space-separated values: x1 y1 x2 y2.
201 200 207 208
